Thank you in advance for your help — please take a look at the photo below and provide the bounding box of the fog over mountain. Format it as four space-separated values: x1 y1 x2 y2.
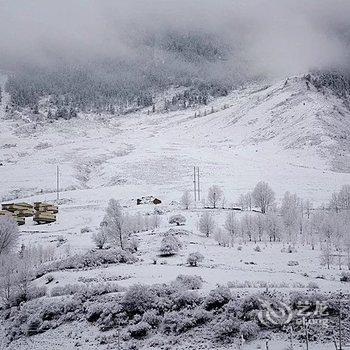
1 0 350 110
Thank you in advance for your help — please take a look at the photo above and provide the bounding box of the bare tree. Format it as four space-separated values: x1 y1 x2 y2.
244 192 253 211
199 212 216 237
214 227 230 247
0 216 19 256
102 199 127 250
207 185 223 209
181 190 192 210
253 214 266 242
241 214 254 242
252 181 275 214
224 212 239 245
281 191 301 244
338 184 350 209
320 241 333 269
265 212 282 242
238 194 246 210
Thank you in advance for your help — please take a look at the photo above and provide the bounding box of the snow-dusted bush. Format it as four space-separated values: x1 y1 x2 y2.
142 310 162 328
172 290 202 310
92 230 108 249
187 252 204 266
125 237 139 253
340 271 350 282
5 297 83 340
204 286 231 310
172 275 203 290
240 293 264 317
192 308 213 325
87 302 127 331
213 318 240 339
36 248 136 277
128 321 151 338
159 235 182 256
122 284 156 316
198 212 216 237
51 282 122 298
0 216 19 255
288 260 299 266
162 311 194 334
168 214 186 226
181 190 192 210
254 245 261 252
166 227 191 236
239 321 260 340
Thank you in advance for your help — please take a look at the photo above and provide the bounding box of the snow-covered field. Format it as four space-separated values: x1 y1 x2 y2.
1 75 350 349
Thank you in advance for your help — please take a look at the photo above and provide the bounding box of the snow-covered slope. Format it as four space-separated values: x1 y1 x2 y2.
1 75 350 207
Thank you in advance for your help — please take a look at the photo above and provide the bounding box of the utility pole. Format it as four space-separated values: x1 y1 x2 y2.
56 165 60 201
197 167 200 201
303 317 309 350
193 167 197 202
338 305 342 350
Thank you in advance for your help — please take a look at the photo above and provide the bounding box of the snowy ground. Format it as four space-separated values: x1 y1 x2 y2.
1 75 350 349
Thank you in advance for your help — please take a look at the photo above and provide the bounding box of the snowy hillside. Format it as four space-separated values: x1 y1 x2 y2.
1 74 350 207
1 74 350 350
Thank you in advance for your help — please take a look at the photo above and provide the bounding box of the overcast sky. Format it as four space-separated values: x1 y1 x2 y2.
0 0 350 79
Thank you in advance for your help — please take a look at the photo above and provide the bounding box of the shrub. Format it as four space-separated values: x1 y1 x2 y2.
254 246 261 252
172 275 203 290
36 248 136 277
169 214 186 226
239 321 260 340
166 228 191 236
192 308 213 325
122 284 156 316
172 291 202 310
187 252 204 267
0 216 19 255
128 322 151 338
288 260 299 266
240 293 264 319
159 235 182 256
51 282 122 298
162 311 194 334
340 271 350 282
142 310 162 328
204 286 231 310
92 231 108 249
214 318 240 339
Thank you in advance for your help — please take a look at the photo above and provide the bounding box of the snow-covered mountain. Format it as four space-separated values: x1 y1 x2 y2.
1 74 350 206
